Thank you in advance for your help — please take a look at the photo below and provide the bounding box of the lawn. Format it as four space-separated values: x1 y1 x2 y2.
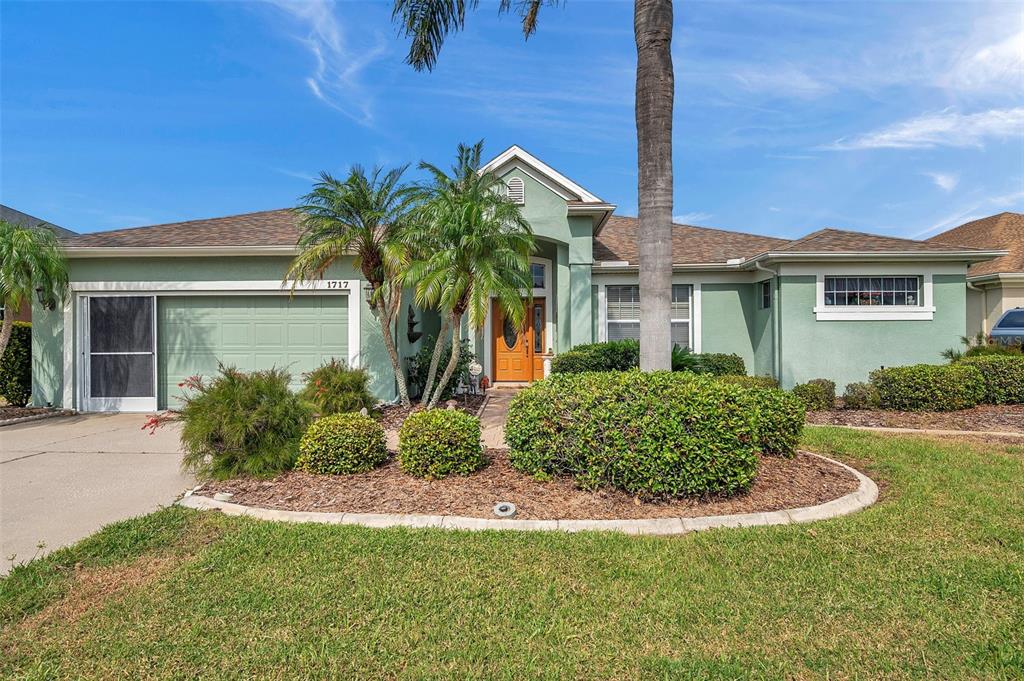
2 427 1022 679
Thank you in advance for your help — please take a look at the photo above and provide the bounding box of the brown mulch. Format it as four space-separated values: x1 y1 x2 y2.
378 393 487 430
0 406 55 422
808 404 1024 433
196 449 859 520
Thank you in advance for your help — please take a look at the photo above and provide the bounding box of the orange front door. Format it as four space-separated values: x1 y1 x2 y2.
493 298 545 382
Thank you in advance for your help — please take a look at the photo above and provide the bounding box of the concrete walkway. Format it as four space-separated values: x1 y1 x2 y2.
0 414 193 574
480 389 516 448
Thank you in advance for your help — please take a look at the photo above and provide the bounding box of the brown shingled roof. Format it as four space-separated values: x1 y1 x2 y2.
926 212 1024 277
774 227 986 253
64 209 301 248
594 215 789 265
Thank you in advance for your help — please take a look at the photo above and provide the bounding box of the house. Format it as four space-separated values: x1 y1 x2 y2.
927 212 1024 336
30 146 1004 411
1 204 76 322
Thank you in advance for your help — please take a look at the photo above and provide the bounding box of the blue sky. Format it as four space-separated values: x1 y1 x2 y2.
1 0 1022 239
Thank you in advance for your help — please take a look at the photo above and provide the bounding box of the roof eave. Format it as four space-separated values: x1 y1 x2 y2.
749 249 1008 265
62 245 301 258
968 272 1024 284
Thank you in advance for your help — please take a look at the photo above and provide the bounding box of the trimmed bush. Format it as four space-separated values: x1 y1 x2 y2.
716 374 779 390
958 355 1024 404
843 382 880 410
0 321 31 407
178 366 314 479
550 339 639 374
399 409 485 478
296 413 387 475
696 353 746 377
740 387 805 458
505 371 761 498
869 364 984 412
300 360 375 416
791 379 836 410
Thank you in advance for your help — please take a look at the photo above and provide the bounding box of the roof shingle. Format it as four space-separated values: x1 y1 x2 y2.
64 209 300 248
594 216 788 265
926 212 1024 277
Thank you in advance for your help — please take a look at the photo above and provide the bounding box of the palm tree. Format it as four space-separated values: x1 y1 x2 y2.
406 141 535 408
0 219 69 359
286 166 416 406
392 0 675 370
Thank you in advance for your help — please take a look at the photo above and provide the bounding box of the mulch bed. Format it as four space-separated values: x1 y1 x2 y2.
808 404 1024 433
379 393 487 430
196 449 859 520
0 406 58 422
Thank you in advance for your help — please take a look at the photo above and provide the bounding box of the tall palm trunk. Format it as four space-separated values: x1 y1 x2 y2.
420 315 449 404
635 0 674 371
427 313 461 409
372 285 411 407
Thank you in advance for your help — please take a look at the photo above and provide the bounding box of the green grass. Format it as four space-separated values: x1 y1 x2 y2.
2 427 1022 679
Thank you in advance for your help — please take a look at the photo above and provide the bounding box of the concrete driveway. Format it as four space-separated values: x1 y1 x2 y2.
0 414 193 574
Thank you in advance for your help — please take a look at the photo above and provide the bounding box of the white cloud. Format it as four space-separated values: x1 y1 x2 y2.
913 186 1024 238
731 64 835 99
923 171 958 192
823 107 1024 151
943 30 1024 92
673 212 713 224
267 0 388 126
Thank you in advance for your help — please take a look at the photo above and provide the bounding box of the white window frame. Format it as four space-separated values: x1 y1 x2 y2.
813 272 935 321
595 278 702 352
80 294 159 413
65 279 361 412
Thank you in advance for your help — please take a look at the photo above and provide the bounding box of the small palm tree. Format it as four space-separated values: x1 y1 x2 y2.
393 0 675 371
286 166 416 406
407 141 535 408
0 219 69 360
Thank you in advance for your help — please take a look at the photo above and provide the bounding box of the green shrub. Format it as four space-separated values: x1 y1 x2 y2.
740 387 805 458
696 353 746 376
716 374 779 390
791 379 836 410
958 355 1024 404
869 364 984 412
178 366 313 479
0 321 31 407
300 360 375 416
550 339 640 374
671 344 701 372
842 382 880 410
398 409 485 478
505 371 760 498
296 413 387 475
406 336 475 401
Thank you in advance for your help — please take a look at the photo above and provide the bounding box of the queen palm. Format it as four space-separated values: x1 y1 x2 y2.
0 219 69 359
407 141 535 408
286 166 416 406
393 0 675 370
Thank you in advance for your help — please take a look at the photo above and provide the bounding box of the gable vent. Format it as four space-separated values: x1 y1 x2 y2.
506 176 525 204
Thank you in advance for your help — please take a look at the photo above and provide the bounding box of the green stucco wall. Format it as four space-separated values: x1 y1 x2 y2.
30 255 437 408
700 283 756 371
751 280 775 377
777 274 967 389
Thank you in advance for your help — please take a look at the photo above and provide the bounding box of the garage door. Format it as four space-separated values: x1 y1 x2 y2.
157 295 348 409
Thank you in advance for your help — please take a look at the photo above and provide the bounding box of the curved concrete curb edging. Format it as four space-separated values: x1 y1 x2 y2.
0 410 75 428
176 453 878 535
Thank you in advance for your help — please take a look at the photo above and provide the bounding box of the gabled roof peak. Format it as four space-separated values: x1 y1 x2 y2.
480 144 606 205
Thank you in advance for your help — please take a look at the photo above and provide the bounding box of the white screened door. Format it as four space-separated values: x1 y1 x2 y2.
83 295 157 412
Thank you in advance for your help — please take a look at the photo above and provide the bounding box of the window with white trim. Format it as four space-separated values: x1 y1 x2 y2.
824 276 920 306
530 262 545 289
760 280 771 309
506 176 525 204
605 284 691 348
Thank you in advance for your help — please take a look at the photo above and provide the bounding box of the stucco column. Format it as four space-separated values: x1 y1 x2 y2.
556 244 571 353
569 264 593 348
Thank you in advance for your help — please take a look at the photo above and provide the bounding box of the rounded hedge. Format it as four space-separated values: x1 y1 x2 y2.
398 409 485 478
0 321 31 407
869 363 984 412
296 413 388 475
791 379 836 411
549 339 640 374
505 371 763 498
716 374 779 390
740 387 805 458
958 355 1024 405
842 382 880 410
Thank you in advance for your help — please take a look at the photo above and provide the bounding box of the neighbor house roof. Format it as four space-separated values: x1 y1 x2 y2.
770 228 990 254
63 209 301 250
0 204 76 237
594 216 789 266
926 212 1024 279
